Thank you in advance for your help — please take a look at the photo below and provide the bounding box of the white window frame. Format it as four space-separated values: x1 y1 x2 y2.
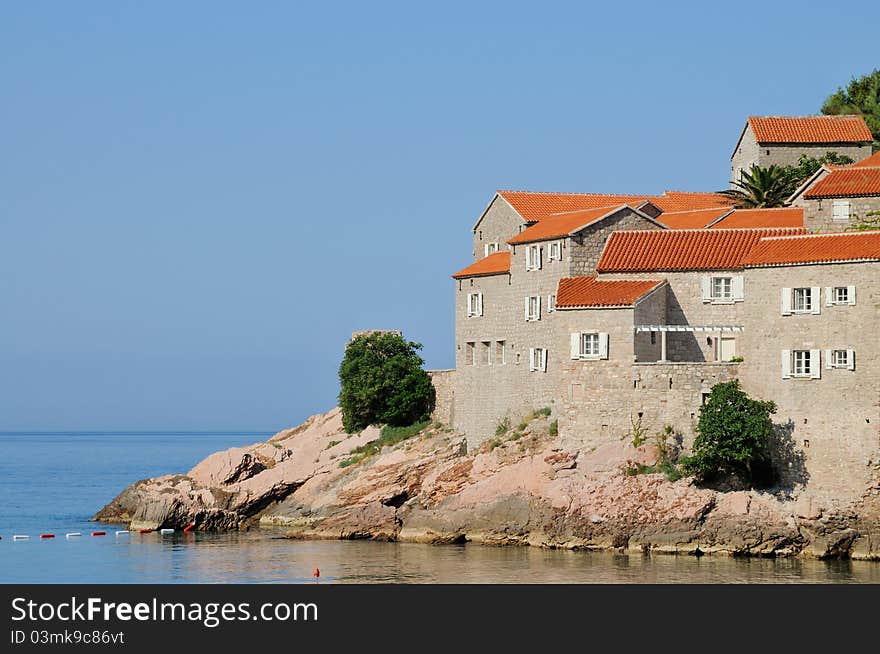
826 348 855 370
711 276 732 301
528 347 548 372
547 294 556 312
482 341 492 366
525 244 542 271
496 340 506 365
466 292 483 318
825 285 856 307
832 200 851 223
547 240 562 262
790 287 820 315
570 331 609 361
702 275 743 304
466 342 476 366
525 295 541 322
792 350 812 377
484 242 499 257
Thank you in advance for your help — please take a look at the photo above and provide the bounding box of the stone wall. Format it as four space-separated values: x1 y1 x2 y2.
568 208 661 276
472 194 525 261
428 369 455 426
800 196 880 233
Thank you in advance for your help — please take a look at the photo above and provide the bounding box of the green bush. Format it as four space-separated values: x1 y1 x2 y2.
549 420 558 437
338 332 435 433
495 416 511 436
682 380 777 484
535 407 552 417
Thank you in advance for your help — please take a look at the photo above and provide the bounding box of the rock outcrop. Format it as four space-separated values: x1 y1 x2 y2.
95 407 880 559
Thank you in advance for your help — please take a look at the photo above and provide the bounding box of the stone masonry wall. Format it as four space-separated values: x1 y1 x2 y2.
568 208 661 276
737 261 880 505
800 196 880 233
472 195 525 261
428 369 455 426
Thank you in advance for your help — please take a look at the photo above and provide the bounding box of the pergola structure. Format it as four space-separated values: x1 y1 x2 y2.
634 325 744 362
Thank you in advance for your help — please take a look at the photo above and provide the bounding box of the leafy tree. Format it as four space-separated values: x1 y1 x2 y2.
720 164 791 208
682 380 777 484
779 152 854 195
822 69 880 149
338 332 435 433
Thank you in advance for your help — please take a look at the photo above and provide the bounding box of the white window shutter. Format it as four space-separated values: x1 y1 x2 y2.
477 292 483 316
781 350 791 379
811 287 821 314
536 295 541 320
847 285 856 306
825 287 833 306
570 333 580 360
810 349 821 378
529 348 536 371
847 349 855 370
536 246 542 270
825 349 833 369
526 246 533 270
540 349 547 372
732 276 744 302
700 276 711 303
781 288 791 315
484 244 489 258
524 297 530 321
467 293 474 317
599 333 609 359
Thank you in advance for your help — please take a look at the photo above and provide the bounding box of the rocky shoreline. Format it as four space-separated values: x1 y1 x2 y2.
95 408 880 560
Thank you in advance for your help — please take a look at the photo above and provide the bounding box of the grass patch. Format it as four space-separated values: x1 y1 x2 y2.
509 431 523 441
516 421 528 431
624 461 685 482
549 420 558 437
535 407 552 417
488 438 503 451
338 420 430 468
325 440 341 450
495 417 511 436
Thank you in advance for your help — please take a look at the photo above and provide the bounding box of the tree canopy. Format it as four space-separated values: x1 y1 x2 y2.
338 331 435 433
720 164 791 208
822 69 880 149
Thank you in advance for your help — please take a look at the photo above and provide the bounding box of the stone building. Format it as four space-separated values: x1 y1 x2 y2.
442 116 880 504
730 115 873 186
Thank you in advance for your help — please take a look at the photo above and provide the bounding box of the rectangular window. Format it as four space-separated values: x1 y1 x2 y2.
466 292 483 317
547 294 556 312
832 200 851 222
581 333 599 357
834 287 849 304
482 341 492 365
496 340 506 365
792 350 811 377
484 242 499 257
711 277 732 300
547 241 562 262
529 347 547 372
525 295 541 321
525 245 542 271
792 288 812 313
831 350 849 368
466 342 475 366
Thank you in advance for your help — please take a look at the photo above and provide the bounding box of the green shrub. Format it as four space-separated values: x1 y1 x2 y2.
379 420 430 446
682 380 776 484
536 407 552 417
509 431 523 441
516 421 528 432
495 417 511 436
488 439 503 451
325 440 341 450
549 420 558 437
338 332 435 433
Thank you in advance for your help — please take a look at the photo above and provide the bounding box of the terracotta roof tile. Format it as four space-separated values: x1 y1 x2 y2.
803 167 880 198
497 190 733 223
709 207 804 229
596 228 807 272
741 231 880 267
507 205 635 245
556 276 664 308
748 115 872 144
852 151 880 168
657 207 732 229
452 251 510 279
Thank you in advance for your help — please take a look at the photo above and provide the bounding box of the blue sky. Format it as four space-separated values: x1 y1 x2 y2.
1 2 877 430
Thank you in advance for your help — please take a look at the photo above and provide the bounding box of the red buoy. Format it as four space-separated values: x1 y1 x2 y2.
91 531 106 536
183 523 195 533
40 533 55 539
138 528 153 534
313 567 320 579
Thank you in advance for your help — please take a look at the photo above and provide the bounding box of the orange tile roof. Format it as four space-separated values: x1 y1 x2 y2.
741 232 880 267
748 115 872 144
507 205 637 245
657 207 732 229
497 190 733 223
852 151 880 168
596 228 807 272
451 251 510 279
803 166 880 198
556 276 664 308
709 207 804 229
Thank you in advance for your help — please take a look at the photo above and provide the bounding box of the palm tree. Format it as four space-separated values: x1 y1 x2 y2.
720 164 791 208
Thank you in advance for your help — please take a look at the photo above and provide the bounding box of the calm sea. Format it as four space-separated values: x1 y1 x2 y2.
1 432 878 584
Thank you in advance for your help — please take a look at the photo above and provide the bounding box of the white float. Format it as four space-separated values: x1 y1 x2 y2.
65 532 82 539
